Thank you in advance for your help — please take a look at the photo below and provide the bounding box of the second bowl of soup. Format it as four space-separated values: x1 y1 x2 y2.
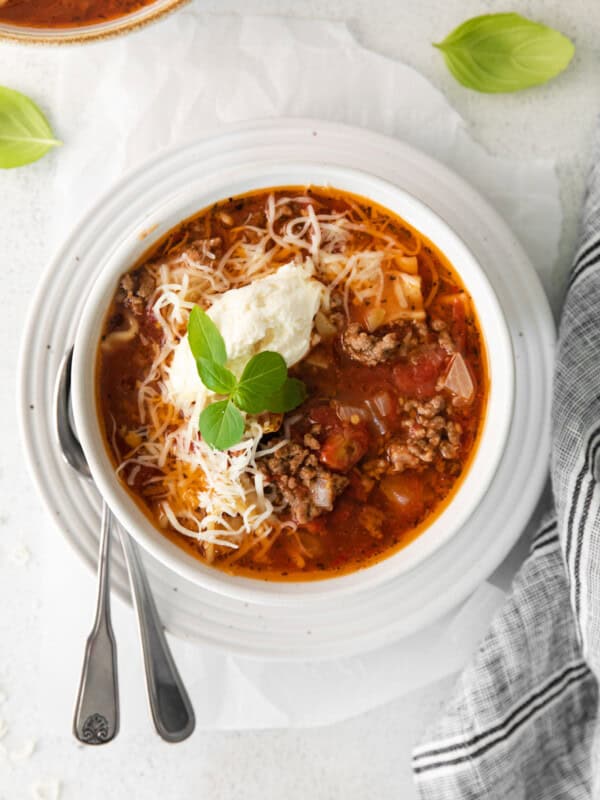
0 0 185 43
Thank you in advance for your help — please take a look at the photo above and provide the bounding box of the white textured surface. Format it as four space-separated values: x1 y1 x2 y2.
1 1 598 798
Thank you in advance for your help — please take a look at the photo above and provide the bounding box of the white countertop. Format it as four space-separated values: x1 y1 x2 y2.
1 1 598 798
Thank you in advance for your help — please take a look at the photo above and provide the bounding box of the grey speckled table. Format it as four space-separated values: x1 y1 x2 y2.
1 2 598 798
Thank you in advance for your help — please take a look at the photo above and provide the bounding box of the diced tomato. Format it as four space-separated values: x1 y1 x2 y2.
393 348 447 399
380 474 425 523
320 423 369 472
308 404 340 429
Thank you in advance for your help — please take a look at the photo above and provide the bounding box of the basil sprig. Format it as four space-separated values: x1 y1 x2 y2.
434 13 574 94
187 306 307 450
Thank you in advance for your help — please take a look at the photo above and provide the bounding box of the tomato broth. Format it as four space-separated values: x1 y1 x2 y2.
97 187 488 580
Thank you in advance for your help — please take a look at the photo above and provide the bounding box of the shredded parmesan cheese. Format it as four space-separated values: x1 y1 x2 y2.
10 543 31 566
31 781 61 800
9 738 36 761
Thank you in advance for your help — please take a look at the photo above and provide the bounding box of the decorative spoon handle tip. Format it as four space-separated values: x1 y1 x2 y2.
73 504 119 745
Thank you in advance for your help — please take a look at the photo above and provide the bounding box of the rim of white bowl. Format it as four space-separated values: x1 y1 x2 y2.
70 160 514 606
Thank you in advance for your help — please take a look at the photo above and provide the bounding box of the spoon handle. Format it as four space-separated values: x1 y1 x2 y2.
118 527 195 742
73 503 119 745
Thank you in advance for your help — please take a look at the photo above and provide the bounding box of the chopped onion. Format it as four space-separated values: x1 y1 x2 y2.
387 309 427 321
101 314 139 350
315 311 337 339
393 277 408 308
371 390 395 418
400 274 423 308
365 392 395 434
396 255 418 274
440 353 475 404
365 306 386 332
387 273 425 322
283 413 302 440
311 476 334 509
304 350 330 369
336 403 370 423
436 291 468 307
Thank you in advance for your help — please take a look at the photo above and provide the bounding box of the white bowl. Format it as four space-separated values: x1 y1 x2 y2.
71 161 514 606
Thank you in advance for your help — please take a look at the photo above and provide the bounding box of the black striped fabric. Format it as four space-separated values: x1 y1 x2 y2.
413 660 591 774
411 137 600 799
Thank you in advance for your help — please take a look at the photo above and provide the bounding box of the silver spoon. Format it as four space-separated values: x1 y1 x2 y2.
55 348 195 744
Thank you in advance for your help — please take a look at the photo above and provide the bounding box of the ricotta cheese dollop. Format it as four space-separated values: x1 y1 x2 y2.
166 261 324 413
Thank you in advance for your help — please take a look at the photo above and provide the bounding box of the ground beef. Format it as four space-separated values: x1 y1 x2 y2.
341 320 430 367
303 433 321 450
387 443 422 472
258 440 348 524
118 269 156 316
216 211 235 227
387 395 462 472
362 457 389 481
156 237 223 270
341 323 402 366
174 237 223 263
430 318 456 355
327 293 346 329
256 412 283 434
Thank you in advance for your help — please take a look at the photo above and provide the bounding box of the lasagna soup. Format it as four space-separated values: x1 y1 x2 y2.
0 0 160 28
98 187 488 580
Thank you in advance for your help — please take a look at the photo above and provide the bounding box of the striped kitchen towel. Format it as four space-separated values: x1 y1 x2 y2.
411 133 600 798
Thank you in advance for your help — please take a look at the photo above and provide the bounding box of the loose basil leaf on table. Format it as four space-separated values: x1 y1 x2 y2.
0 86 62 169
188 306 227 366
199 399 245 452
434 13 574 93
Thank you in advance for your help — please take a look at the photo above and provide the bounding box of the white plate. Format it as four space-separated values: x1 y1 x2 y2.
18 119 554 660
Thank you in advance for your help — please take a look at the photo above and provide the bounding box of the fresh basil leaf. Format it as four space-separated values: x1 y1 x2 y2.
197 358 237 394
187 306 227 366
199 399 244 451
0 86 62 169
264 378 307 413
434 13 574 93
231 393 269 415
233 351 287 412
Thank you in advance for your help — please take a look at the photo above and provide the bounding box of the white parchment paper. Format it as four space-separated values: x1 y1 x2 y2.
44 13 560 729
